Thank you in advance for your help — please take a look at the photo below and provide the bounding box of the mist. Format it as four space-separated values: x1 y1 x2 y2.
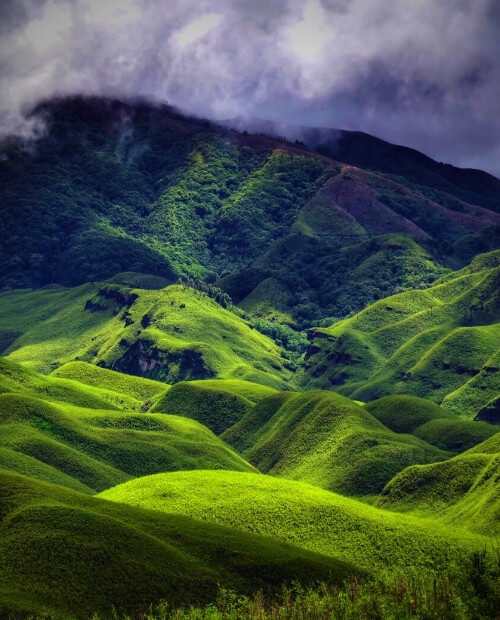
1 0 499 176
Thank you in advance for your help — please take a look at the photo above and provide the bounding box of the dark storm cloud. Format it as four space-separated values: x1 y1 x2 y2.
0 0 499 175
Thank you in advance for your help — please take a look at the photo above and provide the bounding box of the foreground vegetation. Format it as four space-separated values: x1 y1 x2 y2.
106 554 500 619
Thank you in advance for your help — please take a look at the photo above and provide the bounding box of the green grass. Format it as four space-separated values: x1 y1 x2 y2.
378 436 500 535
0 469 358 618
105 561 500 620
100 470 491 575
0 356 140 411
222 390 448 495
51 361 169 406
300 251 500 418
152 379 276 434
0 283 292 388
0 392 254 492
365 395 497 452
413 418 497 452
365 395 455 433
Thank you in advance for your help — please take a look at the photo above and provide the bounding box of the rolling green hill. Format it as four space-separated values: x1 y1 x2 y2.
151 378 277 433
378 435 500 534
300 251 500 419
222 390 448 494
0 392 253 492
0 283 292 387
0 469 357 618
366 395 498 452
100 470 489 574
51 360 168 406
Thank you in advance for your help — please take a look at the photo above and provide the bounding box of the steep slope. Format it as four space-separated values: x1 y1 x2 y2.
2 96 499 324
300 251 500 418
0 393 253 492
222 390 447 494
100 470 489 575
378 435 500 534
0 283 291 388
0 470 357 618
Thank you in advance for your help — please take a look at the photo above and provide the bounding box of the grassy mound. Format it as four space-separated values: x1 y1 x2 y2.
152 379 276 434
379 437 500 534
0 393 253 492
365 395 455 433
100 470 489 574
0 283 291 388
300 251 500 418
413 418 498 452
0 469 357 618
51 361 168 406
222 390 448 495
365 395 497 452
0 356 142 411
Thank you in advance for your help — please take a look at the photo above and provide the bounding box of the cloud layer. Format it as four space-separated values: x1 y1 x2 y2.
1 0 499 175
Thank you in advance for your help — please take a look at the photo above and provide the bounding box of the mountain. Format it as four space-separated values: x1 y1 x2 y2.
1 96 499 326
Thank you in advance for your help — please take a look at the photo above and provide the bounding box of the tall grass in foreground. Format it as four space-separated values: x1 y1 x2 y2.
106 551 499 620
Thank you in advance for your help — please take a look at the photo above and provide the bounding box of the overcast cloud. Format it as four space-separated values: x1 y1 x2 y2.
0 0 499 175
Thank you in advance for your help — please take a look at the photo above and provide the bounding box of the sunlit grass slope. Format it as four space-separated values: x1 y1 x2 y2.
100 470 490 575
51 361 168 407
366 395 497 452
222 390 448 494
300 251 500 418
0 470 357 619
379 434 500 534
152 379 277 433
0 392 253 492
0 357 140 411
0 283 291 388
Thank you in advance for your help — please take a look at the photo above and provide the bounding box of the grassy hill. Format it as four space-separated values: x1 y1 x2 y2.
0 356 143 411
0 283 291 387
379 435 500 535
152 378 276 434
0 392 254 492
100 470 490 574
300 251 500 419
51 360 168 406
366 395 498 452
222 390 448 495
0 469 358 618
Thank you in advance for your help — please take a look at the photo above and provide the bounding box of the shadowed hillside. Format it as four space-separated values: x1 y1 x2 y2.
2 96 499 325
0 469 357 618
222 390 448 494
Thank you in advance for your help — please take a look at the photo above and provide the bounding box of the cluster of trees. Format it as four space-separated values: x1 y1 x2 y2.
178 277 232 309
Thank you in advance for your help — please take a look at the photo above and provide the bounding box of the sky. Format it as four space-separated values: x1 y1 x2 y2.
1 0 499 176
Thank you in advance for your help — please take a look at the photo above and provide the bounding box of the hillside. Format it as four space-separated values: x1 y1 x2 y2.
0 283 291 388
222 390 448 494
0 391 253 492
378 435 499 535
0 469 357 618
299 251 500 419
366 395 498 452
2 96 499 325
100 470 489 573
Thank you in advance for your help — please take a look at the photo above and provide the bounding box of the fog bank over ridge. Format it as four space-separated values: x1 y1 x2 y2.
1 0 499 175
